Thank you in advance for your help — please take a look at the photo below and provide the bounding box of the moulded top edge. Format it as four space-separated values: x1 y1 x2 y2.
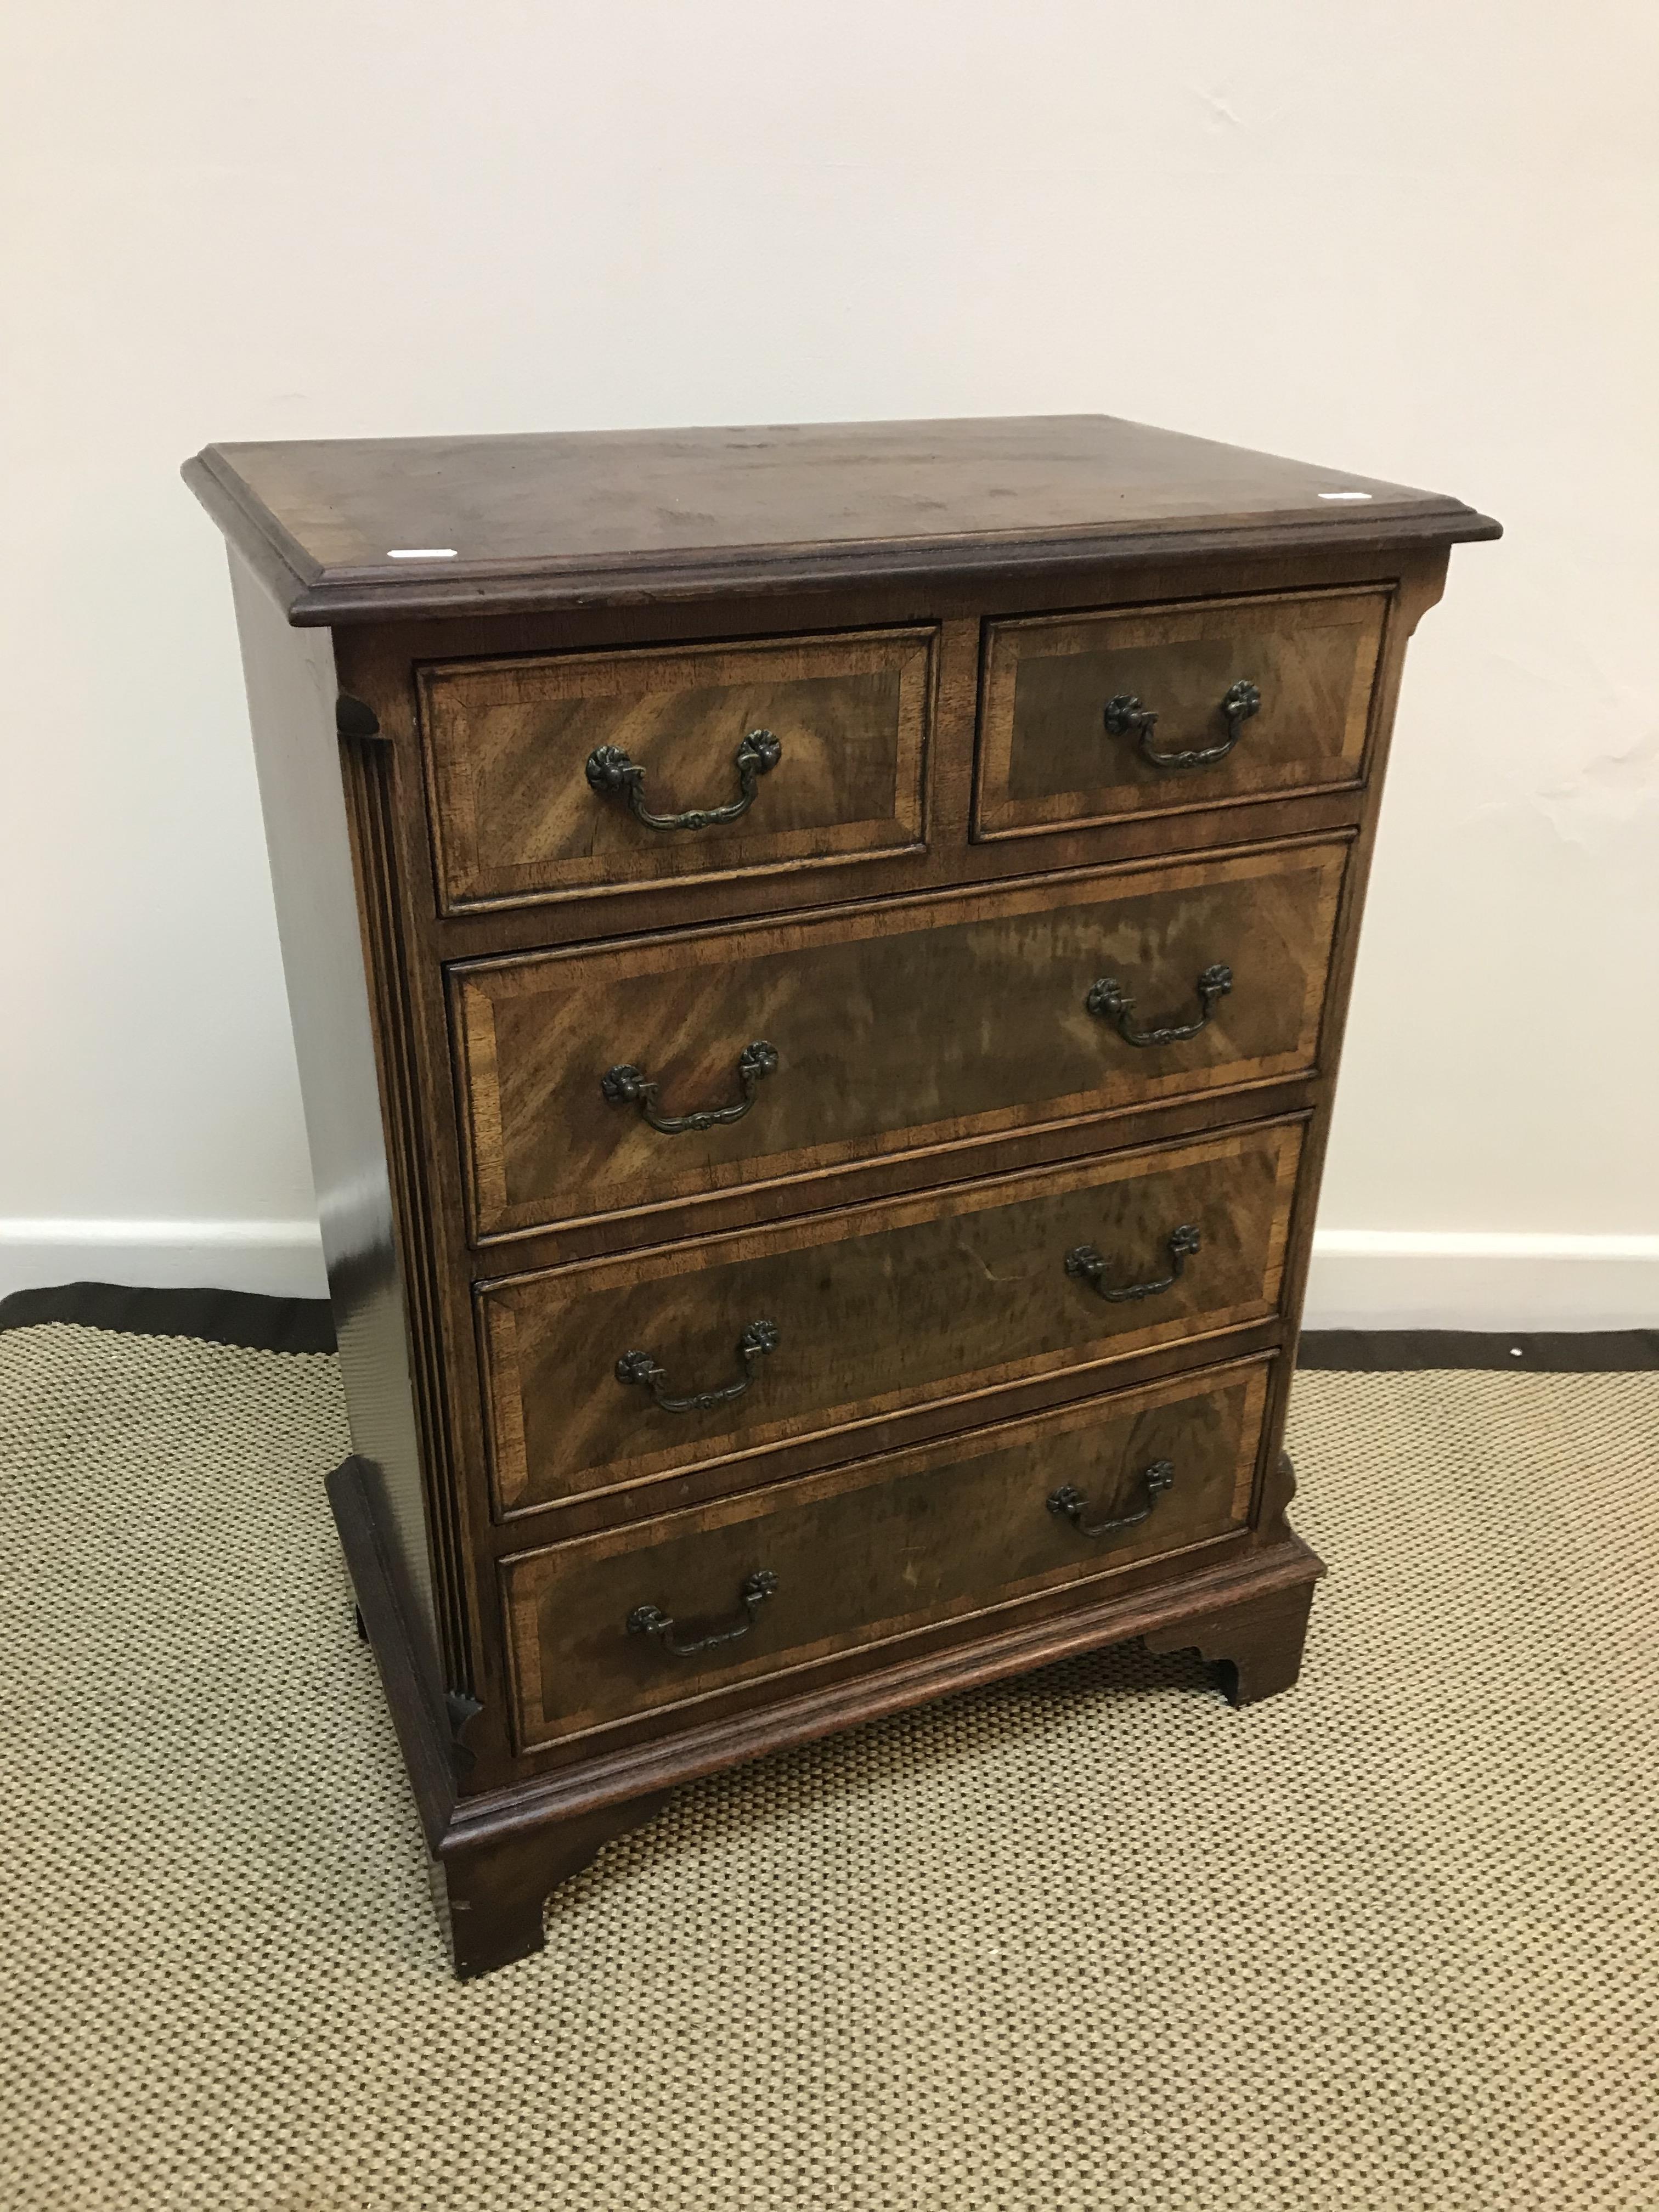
181 414 1500 628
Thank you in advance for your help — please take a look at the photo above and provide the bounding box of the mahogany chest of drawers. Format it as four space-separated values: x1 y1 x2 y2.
187 415 1496 1976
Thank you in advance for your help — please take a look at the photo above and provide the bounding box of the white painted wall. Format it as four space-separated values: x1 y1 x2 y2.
4 2 1656 1325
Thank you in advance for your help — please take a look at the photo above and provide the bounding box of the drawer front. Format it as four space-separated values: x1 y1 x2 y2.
479 1119 1301 1515
974 588 1386 840
452 840 1345 1240
420 627 933 911
501 1358 1271 1750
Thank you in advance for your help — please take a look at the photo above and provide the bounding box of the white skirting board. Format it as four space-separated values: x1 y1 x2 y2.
2 1219 1655 1331
0 1220 331 1303
1305 1231 1659 1333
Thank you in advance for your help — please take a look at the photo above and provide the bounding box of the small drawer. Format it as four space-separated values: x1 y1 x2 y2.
450 840 1345 1242
419 626 933 912
500 1357 1272 1751
478 1118 1301 1516
974 587 1387 841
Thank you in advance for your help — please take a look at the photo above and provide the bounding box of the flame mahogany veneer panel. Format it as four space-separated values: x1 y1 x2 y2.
501 1359 1272 1750
478 1120 1302 1515
451 842 1347 1242
975 586 1386 839
420 627 933 912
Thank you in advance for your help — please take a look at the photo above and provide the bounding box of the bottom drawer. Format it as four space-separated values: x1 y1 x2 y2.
501 1355 1272 1752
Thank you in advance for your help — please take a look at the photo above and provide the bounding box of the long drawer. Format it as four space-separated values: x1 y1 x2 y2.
500 1356 1272 1751
478 1118 1301 1516
451 840 1346 1242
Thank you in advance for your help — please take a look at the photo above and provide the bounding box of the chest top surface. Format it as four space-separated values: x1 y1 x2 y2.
184 413 1499 625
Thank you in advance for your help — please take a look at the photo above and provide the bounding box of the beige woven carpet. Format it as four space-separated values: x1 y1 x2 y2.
1 1323 1655 2211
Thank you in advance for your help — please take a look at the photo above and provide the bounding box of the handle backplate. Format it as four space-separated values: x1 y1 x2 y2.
1065 1224 1200 1304
586 729 782 832
1087 964 1232 1048
1048 1460 1175 1538
615 1319 780 1414
1105 679 1261 771
627 1569 779 1658
602 1040 778 1136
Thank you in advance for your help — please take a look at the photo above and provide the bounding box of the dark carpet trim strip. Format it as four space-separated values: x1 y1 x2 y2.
2 1283 1651 1375
0 1282 337 1356
1298 1329 1658 1373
